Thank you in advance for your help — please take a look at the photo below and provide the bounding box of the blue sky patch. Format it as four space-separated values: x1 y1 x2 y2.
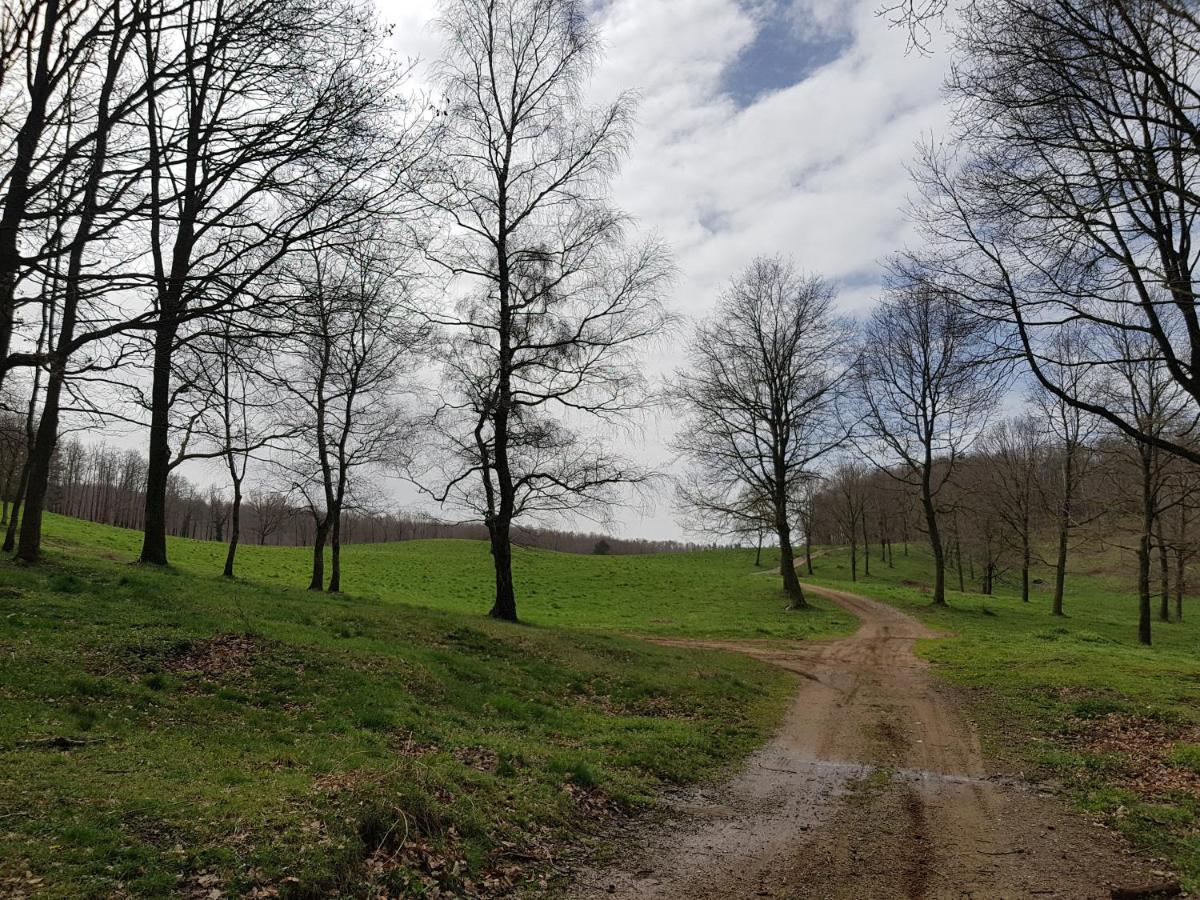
722 1 852 106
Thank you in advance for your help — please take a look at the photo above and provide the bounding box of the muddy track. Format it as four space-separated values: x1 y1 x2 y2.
562 584 1171 899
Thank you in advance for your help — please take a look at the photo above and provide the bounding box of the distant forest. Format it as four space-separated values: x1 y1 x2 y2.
0 422 697 556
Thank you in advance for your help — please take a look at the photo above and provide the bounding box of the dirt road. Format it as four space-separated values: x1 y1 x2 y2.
563 584 1170 899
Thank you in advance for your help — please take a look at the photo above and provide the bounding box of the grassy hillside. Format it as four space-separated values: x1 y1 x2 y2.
45 514 854 640
0 516 845 898
806 543 1200 888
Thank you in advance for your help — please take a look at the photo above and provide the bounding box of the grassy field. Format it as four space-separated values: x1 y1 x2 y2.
47 514 854 641
805 542 1200 888
0 515 851 898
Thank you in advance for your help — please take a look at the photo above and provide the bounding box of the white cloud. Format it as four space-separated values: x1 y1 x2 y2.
376 0 952 540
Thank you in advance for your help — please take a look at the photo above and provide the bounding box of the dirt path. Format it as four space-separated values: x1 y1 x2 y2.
563 584 1171 899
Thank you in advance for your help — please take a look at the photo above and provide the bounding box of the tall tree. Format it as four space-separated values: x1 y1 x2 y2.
174 315 289 578
983 416 1045 602
135 0 408 566
1031 326 1100 617
915 0 1200 467
854 275 1004 605
276 242 425 593
419 0 671 622
13 0 156 563
831 461 869 583
1099 325 1190 645
671 259 850 609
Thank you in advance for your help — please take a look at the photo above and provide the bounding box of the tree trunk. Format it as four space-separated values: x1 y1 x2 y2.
1138 452 1153 646
14 364 68 563
1157 520 1171 623
923 478 947 605
955 535 965 594
1052 448 1074 616
849 535 858 582
805 530 813 575
488 516 518 620
1176 503 1186 623
862 517 870 578
1052 518 1069 617
777 507 806 608
140 322 177 565
2 456 31 553
223 481 242 578
754 530 762 567
1021 529 1031 603
327 506 342 593
309 519 328 591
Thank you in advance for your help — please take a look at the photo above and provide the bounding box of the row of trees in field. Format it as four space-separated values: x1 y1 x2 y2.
0 422 694 554
672 0 1200 646
4 0 1199 636
0 0 671 617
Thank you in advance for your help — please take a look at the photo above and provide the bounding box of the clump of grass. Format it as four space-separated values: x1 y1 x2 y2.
1170 743 1200 774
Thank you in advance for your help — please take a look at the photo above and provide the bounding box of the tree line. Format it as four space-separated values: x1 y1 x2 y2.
4 0 1198 635
0 422 696 556
0 0 670 618
671 0 1200 647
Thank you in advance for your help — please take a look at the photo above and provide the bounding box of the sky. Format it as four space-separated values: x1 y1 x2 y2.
366 0 954 542
147 0 952 542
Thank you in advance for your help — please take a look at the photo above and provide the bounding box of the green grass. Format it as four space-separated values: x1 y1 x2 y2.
805 542 1200 889
47 514 854 640
0 515 853 898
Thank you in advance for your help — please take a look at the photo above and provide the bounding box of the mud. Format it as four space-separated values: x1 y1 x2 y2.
562 584 1172 899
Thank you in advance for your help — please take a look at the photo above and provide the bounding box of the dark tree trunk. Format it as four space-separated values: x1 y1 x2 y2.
15 361 69 563
140 322 177 565
3 456 31 553
1021 528 1031 603
805 530 813 575
862 517 870 578
1052 518 1069 617
1176 503 1186 623
754 529 762 567
223 481 242 578
777 506 806 608
309 519 328 591
1157 520 1171 623
1138 451 1153 646
327 507 342 593
488 516 517 620
922 468 947 604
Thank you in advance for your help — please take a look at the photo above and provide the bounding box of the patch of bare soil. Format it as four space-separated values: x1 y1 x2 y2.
556 585 1176 899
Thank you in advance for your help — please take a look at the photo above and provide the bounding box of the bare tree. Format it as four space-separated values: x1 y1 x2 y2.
275 242 424 593
982 416 1045 602
1098 325 1191 645
134 0 410 566
831 461 869 582
854 274 1004 605
10 0 168 563
246 488 289 546
671 259 850 609
417 0 671 622
175 315 291 578
914 0 1200 469
1030 325 1101 617
795 477 821 575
